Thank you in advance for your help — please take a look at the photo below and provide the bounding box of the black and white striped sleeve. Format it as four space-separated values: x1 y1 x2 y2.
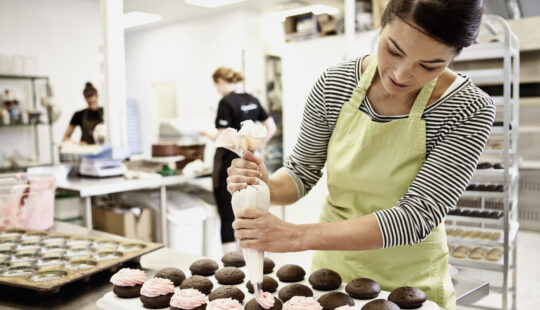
281 70 332 199
374 94 496 247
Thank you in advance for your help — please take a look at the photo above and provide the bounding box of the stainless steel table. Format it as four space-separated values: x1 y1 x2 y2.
56 174 191 246
0 223 490 309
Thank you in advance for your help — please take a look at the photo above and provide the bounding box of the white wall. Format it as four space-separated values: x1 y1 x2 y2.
278 30 378 225
0 0 101 165
124 9 264 157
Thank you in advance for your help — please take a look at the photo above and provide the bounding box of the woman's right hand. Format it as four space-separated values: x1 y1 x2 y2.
227 151 268 194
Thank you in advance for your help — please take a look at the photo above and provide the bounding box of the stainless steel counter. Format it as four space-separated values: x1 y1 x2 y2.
0 222 489 309
56 174 193 246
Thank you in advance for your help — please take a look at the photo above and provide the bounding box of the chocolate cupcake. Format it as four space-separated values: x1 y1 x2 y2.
246 275 279 293
140 277 175 309
361 299 399 310
209 286 245 304
263 257 275 274
155 267 185 286
345 278 381 299
170 288 207 310
278 283 313 302
318 292 354 310
190 259 219 276
110 268 147 298
494 163 504 169
477 162 493 169
309 268 342 291
388 286 427 309
485 184 498 192
276 264 306 282
466 184 477 191
475 184 487 191
245 294 283 310
180 275 214 295
215 267 245 285
222 251 245 267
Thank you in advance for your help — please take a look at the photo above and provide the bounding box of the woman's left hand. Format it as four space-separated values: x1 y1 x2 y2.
232 208 304 252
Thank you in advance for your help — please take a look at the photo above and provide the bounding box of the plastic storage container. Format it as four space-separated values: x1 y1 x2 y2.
0 173 56 230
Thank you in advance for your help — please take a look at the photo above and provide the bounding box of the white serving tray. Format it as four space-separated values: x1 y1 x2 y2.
97 264 440 310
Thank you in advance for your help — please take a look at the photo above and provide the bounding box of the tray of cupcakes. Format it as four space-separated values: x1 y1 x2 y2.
0 228 163 293
97 251 440 310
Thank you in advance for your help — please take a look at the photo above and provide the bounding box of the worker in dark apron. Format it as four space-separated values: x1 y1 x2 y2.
199 67 276 254
63 82 103 144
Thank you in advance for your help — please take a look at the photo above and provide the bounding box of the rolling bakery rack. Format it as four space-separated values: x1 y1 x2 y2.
446 15 520 310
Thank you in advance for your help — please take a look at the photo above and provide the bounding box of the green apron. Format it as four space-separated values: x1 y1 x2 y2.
311 59 455 310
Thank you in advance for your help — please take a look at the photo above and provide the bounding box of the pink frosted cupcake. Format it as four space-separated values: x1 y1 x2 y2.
283 296 322 310
171 288 207 310
110 268 147 298
245 292 283 310
207 298 243 310
140 277 176 309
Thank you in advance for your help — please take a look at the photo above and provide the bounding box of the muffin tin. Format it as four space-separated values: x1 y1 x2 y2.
0 228 163 293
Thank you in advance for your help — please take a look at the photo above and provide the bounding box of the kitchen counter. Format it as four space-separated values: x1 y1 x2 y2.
56 174 199 246
0 222 489 309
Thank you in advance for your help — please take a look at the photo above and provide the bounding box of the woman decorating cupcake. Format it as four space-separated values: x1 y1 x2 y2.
226 1 492 309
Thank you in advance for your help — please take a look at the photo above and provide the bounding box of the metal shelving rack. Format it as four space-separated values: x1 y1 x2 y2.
446 15 520 310
0 74 54 169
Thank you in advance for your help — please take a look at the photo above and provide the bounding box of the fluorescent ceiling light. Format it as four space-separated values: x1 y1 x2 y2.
123 11 162 29
185 0 247 8
273 4 340 22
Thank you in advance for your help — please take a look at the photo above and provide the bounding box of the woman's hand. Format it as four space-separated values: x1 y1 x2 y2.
227 151 268 194
232 208 304 252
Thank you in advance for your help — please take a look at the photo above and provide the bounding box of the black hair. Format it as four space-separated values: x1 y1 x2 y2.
83 82 98 98
381 0 484 52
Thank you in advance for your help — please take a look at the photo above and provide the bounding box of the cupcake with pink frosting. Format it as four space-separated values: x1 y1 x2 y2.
283 296 322 310
110 268 147 298
206 298 243 310
171 288 207 310
140 277 176 309
245 292 283 310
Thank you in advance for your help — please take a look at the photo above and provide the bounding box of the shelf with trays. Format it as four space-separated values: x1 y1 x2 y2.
461 190 505 199
450 15 519 310
449 256 510 272
453 41 518 62
446 221 519 247
0 75 54 168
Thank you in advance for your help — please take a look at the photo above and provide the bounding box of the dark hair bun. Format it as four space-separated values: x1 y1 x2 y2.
83 82 98 98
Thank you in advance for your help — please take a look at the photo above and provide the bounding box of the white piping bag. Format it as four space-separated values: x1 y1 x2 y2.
215 120 269 297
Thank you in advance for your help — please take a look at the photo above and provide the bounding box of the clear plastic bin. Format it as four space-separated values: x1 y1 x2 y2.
0 173 56 230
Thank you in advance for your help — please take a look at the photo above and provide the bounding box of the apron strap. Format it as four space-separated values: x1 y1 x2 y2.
409 78 437 120
349 59 378 109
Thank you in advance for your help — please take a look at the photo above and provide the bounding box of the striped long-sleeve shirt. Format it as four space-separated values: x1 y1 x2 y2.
282 56 496 248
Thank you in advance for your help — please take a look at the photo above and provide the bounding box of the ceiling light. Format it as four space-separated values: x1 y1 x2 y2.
123 11 162 29
272 4 340 22
185 0 247 8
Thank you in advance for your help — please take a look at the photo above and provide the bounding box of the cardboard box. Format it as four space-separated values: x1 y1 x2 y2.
92 204 153 242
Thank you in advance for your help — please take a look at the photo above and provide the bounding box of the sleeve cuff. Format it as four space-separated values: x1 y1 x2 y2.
276 167 307 201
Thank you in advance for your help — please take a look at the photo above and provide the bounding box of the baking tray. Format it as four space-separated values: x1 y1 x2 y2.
0 228 163 293
97 260 440 310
